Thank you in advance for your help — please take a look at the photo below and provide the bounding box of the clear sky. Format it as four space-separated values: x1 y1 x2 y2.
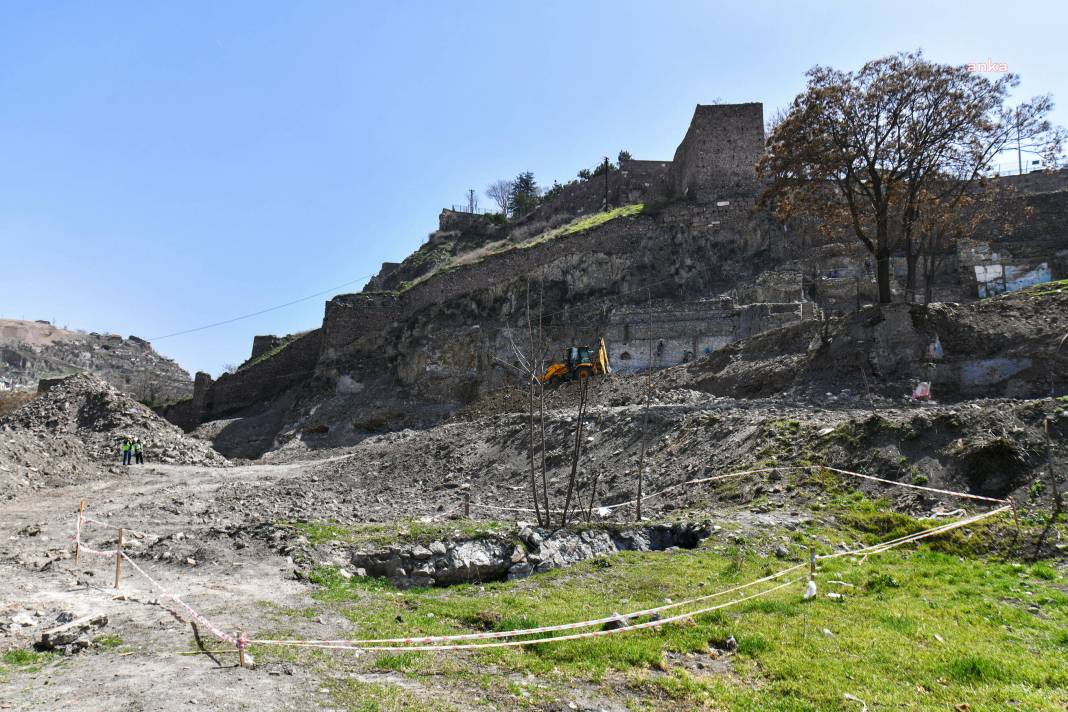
2 1 1065 376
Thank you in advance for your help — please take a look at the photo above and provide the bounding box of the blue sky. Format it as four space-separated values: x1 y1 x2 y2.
2 1 1064 376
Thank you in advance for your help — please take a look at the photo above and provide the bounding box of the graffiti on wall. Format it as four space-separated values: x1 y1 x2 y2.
974 262 1050 298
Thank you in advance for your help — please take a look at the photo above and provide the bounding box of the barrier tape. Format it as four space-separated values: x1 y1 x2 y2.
75 512 239 648
248 578 802 653
77 542 120 558
70 479 1011 657
819 467 1009 504
119 552 237 646
250 562 809 646
252 507 1010 651
472 464 1009 514
819 506 1010 561
80 515 154 539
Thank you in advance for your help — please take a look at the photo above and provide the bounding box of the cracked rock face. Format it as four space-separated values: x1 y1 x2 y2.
343 522 712 588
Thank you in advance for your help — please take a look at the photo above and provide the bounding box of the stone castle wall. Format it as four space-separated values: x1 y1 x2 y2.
163 98 1068 431
669 103 765 202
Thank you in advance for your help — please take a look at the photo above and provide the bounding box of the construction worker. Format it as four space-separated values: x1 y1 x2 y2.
121 439 132 466
134 439 144 465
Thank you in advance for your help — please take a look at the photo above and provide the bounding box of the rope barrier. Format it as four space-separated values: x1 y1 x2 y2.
249 578 802 653
250 506 1011 652
819 467 1009 504
81 515 154 539
68 469 1013 660
250 562 809 646
818 506 1010 561
118 552 237 646
471 464 1009 516
75 514 240 651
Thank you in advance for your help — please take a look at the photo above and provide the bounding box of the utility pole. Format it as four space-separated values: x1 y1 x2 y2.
603 156 610 212
1017 113 1023 175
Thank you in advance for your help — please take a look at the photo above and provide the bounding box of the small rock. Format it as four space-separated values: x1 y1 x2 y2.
35 613 108 650
10 611 38 628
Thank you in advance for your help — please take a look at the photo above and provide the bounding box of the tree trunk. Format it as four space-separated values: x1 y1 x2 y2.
876 252 892 304
560 379 590 528
904 251 919 304
528 380 542 526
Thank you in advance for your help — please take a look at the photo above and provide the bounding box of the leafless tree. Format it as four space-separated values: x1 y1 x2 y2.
560 378 591 527
500 278 551 526
486 179 512 216
465 189 479 214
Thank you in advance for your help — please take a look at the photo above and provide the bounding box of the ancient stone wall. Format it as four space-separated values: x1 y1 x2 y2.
162 104 1068 434
669 103 765 202
320 293 402 362
250 335 282 361
199 328 323 421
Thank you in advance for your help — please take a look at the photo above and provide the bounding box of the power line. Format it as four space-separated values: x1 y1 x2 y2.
148 273 378 342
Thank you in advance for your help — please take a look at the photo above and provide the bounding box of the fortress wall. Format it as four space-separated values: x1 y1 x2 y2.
199 328 323 421
250 335 282 361
669 103 765 202
320 293 402 361
167 104 1068 431
995 168 1068 195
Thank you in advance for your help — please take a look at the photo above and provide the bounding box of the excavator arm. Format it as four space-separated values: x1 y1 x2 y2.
596 336 611 375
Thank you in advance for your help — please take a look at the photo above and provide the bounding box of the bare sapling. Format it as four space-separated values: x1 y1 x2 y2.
560 378 590 527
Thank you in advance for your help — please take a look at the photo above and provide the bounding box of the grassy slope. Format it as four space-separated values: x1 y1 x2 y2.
397 203 646 293
252 500 1068 711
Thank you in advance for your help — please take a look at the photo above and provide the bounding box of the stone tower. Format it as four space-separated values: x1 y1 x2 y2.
668 102 765 202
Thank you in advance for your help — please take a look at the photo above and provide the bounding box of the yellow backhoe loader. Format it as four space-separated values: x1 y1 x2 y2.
538 337 611 385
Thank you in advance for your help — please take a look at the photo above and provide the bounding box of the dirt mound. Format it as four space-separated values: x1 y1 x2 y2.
0 374 227 496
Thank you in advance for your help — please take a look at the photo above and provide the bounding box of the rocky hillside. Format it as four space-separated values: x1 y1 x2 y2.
0 319 192 404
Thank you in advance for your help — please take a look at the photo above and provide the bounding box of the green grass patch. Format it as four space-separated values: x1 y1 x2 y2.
1027 279 1068 297
1 649 51 671
93 634 123 649
395 204 646 293
286 519 510 548
327 677 454 712
519 203 645 249
272 502 1068 710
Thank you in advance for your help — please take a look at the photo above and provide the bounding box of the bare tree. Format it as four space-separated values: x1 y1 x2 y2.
465 189 479 214
500 277 550 526
486 179 512 216
560 378 591 527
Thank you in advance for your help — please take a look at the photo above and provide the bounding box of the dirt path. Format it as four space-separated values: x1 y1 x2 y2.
0 460 335 711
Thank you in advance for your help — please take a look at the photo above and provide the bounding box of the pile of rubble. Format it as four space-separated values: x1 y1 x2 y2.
0 373 227 497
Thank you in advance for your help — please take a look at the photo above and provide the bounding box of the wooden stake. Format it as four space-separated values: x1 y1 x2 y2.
808 548 817 580
1009 497 1022 547
75 499 86 566
1045 418 1063 518
238 632 247 669
463 491 470 518
114 528 124 589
